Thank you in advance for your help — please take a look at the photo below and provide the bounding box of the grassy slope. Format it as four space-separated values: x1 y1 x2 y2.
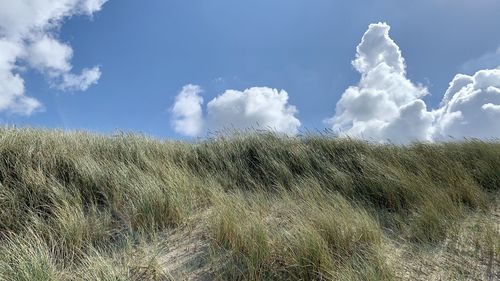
0 128 498 280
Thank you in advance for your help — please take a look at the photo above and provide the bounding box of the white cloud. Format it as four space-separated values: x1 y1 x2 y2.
382 100 434 142
207 87 300 135
171 86 301 136
441 74 474 105
0 0 108 115
0 38 42 115
0 0 107 38
461 47 500 73
326 23 431 143
171 84 204 137
434 69 500 140
79 0 108 15
327 22 500 143
8 97 43 116
352 23 405 75
57 66 102 91
26 36 73 73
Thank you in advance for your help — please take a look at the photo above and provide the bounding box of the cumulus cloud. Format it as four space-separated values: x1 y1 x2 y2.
434 69 500 140
327 22 500 142
207 87 301 134
171 84 204 137
25 36 73 73
0 0 108 115
171 86 301 136
326 23 431 143
0 39 37 115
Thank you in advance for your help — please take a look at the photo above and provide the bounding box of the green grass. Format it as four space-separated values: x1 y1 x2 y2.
0 128 498 280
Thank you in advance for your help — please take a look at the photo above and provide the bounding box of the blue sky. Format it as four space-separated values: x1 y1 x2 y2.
2 0 500 140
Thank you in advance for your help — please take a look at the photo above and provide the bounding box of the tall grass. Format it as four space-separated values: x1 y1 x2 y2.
0 128 498 280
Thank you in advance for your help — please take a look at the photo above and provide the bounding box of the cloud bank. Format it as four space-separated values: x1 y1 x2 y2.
171 86 300 136
0 0 108 115
327 22 500 142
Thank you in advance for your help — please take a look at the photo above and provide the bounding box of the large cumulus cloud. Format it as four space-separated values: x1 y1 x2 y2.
327 22 500 142
171 86 300 136
325 23 432 143
434 69 500 140
0 0 107 115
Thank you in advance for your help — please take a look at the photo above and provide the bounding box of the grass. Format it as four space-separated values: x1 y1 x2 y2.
0 128 498 280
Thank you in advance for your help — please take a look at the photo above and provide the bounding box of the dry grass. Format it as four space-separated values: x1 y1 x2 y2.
0 128 498 280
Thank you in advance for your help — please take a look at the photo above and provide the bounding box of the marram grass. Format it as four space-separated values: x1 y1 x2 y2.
0 128 498 280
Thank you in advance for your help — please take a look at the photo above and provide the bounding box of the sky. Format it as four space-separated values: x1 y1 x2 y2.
1 0 500 142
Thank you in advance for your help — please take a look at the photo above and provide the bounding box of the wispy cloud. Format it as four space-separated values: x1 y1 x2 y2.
461 47 500 73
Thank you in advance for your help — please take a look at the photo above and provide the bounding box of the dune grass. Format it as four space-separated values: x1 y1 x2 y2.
0 128 498 280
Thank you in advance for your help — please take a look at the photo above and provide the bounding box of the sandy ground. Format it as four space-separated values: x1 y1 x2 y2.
387 196 499 281
153 198 499 280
